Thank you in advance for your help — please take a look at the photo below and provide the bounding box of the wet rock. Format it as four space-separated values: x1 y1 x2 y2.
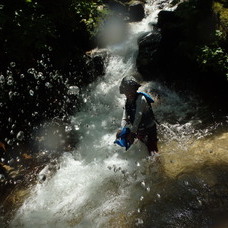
136 32 162 80
85 49 108 78
128 1 145 22
157 10 182 29
138 32 162 48
85 53 106 77
103 0 145 22
103 0 128 16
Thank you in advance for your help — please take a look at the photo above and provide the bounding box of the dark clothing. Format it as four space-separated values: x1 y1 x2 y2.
136 125 158 155
123 93 155 131
121 93 158 155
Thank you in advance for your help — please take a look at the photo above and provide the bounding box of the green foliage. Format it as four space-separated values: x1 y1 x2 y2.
197 30 228 79
0 0 107 147
0 0 106 68
213 1 228 36
75 1 108 36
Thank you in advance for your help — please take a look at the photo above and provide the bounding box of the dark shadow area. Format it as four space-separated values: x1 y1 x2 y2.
138 162 228 227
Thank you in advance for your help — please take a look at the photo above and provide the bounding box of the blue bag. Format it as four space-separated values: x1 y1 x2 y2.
114 127 132 150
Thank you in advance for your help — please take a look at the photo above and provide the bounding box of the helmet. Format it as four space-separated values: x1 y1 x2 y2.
119 76 141 94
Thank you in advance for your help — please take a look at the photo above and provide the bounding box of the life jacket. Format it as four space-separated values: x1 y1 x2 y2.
125 92 155 129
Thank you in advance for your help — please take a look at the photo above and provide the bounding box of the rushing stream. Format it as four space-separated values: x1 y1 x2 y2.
7 0 228 227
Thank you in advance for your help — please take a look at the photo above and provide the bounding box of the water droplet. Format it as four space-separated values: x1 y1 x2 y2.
184 180 189 186
32 112 38 116
67 86 80 95
198 199 202 206
7 76 14 86
136 162 140 167
141 181 146 188
29 90 34 96
0 174 5 181
7 140 13 146
27 68 35 74
0 75 5 84
38 72 43 77
146 187 150 192
16 131 24 141
34 73 39 80
74 125 80 131
121 170 126 175
157 193 161 198
10 62 16 68
113 166 118 173
6 70 12 76
20 74 25 79
45 82 52 88
65 126 72 132
140 196 144 201
8 158 14 165
8 91 13 99
135 218 144 225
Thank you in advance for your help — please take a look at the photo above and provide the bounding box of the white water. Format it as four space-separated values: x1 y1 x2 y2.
10 1 217 227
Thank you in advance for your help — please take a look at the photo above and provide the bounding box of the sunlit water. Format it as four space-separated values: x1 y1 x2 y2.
9 0 228 227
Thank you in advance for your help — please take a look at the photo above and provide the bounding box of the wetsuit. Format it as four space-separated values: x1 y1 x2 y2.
121 93 158 155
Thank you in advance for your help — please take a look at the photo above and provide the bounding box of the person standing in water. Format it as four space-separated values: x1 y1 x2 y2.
117 76 158 156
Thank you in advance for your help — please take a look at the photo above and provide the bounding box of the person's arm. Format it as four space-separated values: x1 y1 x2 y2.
116 107 128 138
131 95 147 133
120 108 127 128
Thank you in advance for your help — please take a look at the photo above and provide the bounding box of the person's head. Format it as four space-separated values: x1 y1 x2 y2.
119 76 141 95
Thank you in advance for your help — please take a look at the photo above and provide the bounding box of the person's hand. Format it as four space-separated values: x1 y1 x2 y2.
127 132 136 144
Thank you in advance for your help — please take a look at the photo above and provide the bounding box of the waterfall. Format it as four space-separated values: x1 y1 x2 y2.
9 1 228 227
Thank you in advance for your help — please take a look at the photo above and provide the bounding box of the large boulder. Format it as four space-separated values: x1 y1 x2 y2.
136 0 228 113
136 32 162 80
103 0 128 17
102 0 145 22
85 48 108 79
128 1 145 22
